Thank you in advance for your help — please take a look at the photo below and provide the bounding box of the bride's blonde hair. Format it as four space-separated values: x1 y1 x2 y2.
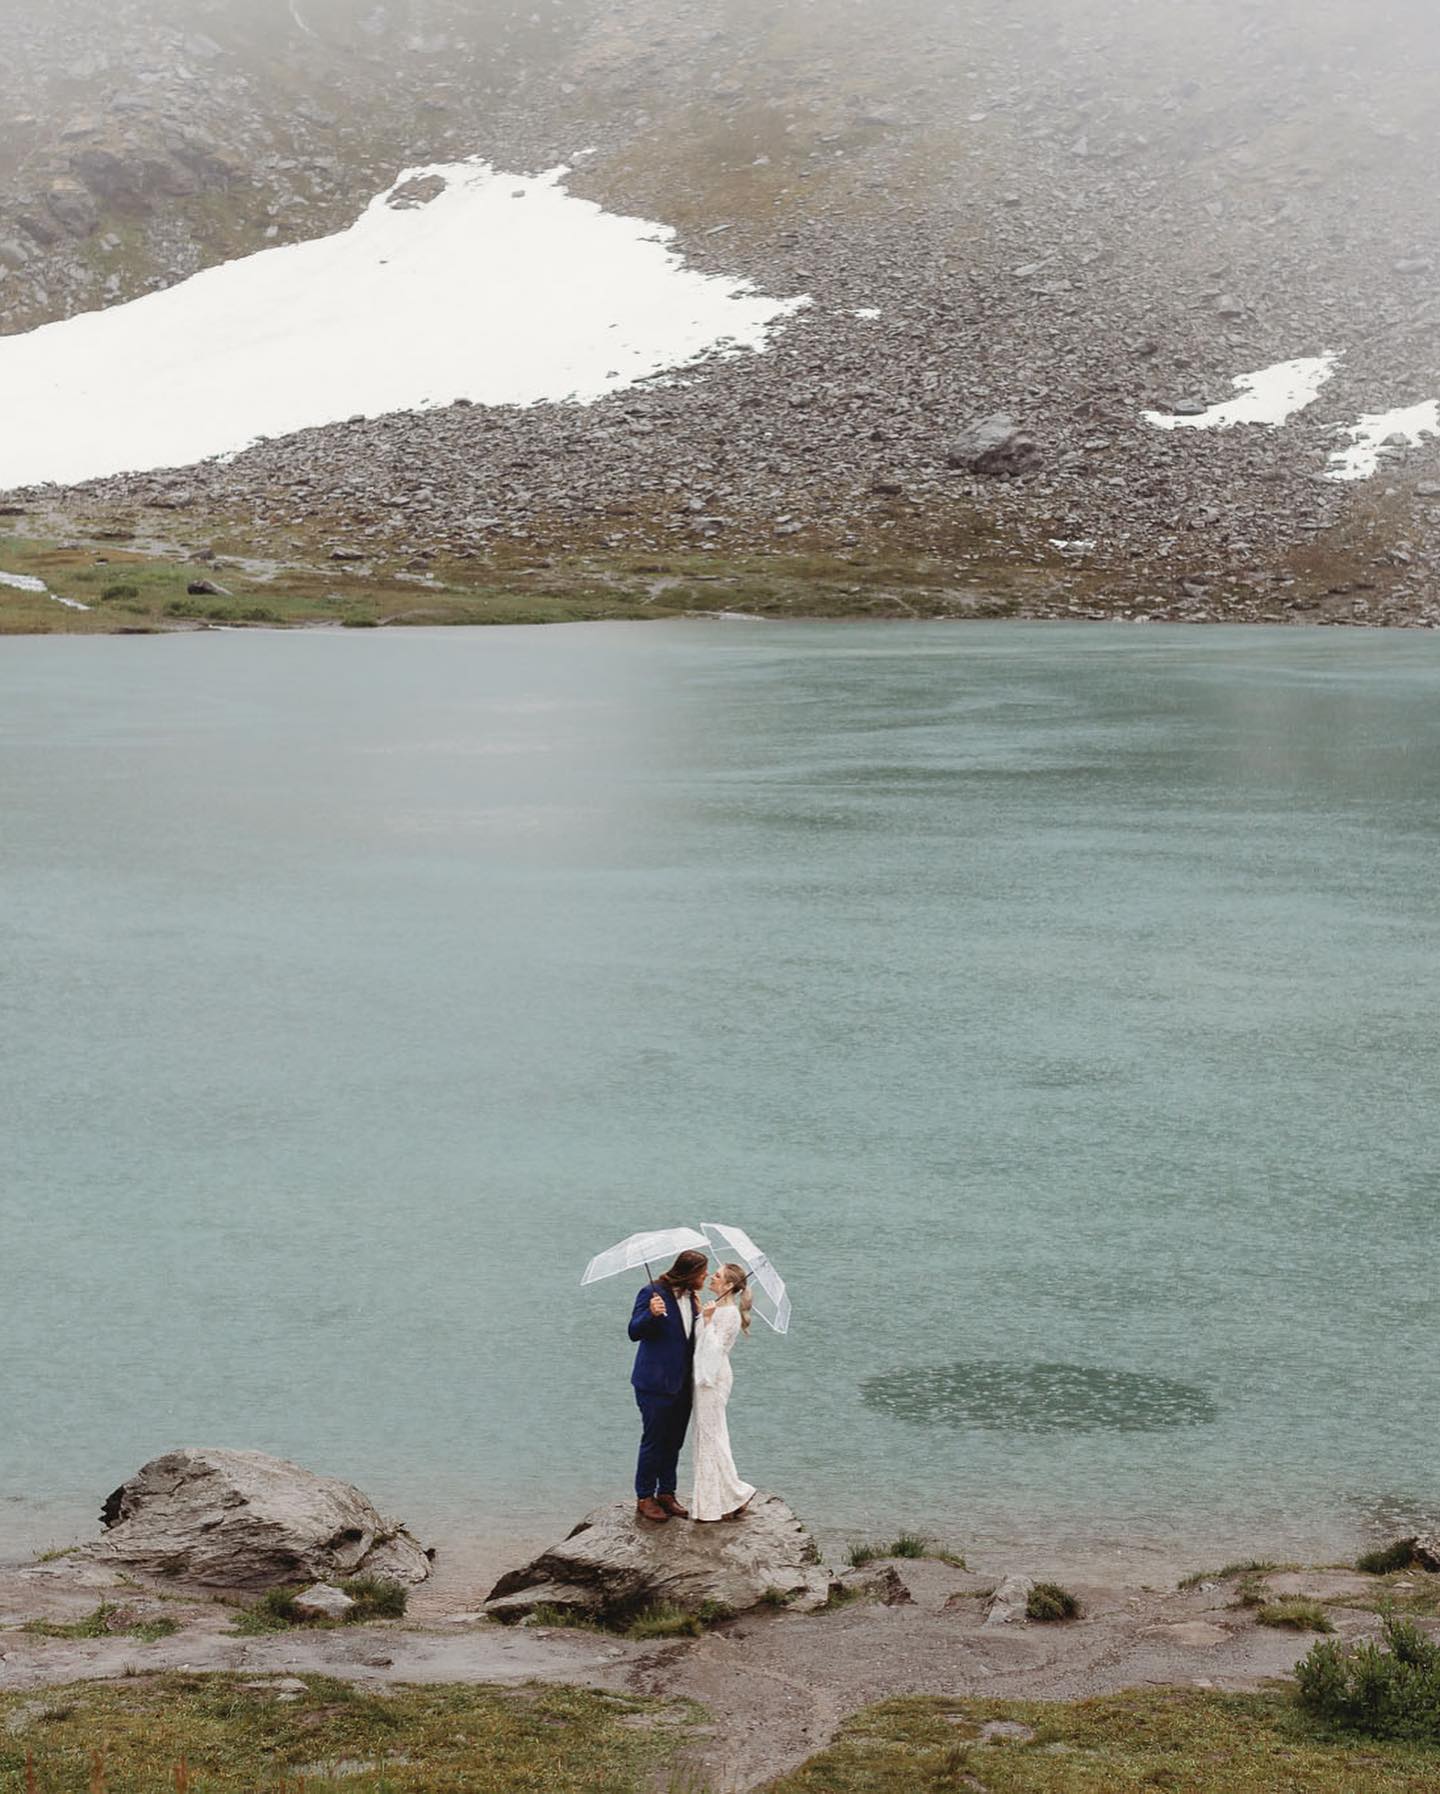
721 1263 753 1334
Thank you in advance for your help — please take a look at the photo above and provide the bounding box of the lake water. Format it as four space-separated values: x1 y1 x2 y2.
4 622 1439 1574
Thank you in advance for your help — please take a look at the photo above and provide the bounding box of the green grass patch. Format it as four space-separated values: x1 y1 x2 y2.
1298 1615 1440 1741
1026 1582 1081 1623
1178 1558 1282 1590
21 1604 178 1643
846 1536 965 1570
767 1687 1440 1791
230 1578 408 1635
626 1604 705 1640
0 1672 694 1792
1255 1597 1335 1633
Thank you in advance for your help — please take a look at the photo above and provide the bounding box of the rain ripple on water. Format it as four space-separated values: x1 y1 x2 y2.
861 1360 1220 1434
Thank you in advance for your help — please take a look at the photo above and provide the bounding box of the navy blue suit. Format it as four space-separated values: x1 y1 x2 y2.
629 1281 698 1499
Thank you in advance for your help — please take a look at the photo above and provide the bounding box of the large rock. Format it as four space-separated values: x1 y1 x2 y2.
85 1449 432 1591
944 414 1041 476
486 1493 832 1623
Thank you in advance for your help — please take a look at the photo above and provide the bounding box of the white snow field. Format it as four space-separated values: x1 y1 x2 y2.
1326 401 1440 481
0 160 807 490
1143 355 1338 431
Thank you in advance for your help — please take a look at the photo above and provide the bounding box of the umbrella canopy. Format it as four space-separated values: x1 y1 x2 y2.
580 1226 710 1287
701 1221 791 1333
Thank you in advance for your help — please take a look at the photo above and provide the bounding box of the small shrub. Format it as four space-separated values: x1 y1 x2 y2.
846 1542 879 1570
627 1604 703 1640
341 612 379 628
100 582 141 601
758 1587 794 1608
888 1534 929 1560
1357 1539 1419 1575
341 1576 408 1621
1027 1582 1081 1623
1255 1598 1334 1633
231 1588 302 1634
695 1598 735 1625
1297 1613 1440 1739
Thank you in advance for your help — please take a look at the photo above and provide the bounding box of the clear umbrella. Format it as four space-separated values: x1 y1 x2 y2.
580 1226 711 1287
701 1221 791 1333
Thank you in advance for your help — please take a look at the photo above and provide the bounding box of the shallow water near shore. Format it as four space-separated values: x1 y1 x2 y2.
3 622 1439 1573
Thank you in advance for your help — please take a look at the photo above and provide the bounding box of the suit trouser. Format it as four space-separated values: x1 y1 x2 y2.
634 1388 691 1498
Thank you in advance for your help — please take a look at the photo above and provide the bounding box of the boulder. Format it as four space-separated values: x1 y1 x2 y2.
837 1562 912 1606
945 415 1040 476
983 1573 1035 1626
486 1493 832 1623
1411 1534 1440 1572
292 1582 356 1621
85 1448 432 1591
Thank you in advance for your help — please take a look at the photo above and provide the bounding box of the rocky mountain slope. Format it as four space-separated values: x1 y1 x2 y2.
3 0 1438 623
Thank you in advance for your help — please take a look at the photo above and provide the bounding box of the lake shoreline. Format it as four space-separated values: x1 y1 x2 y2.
5 514 1438 631
0 1510 1423 1791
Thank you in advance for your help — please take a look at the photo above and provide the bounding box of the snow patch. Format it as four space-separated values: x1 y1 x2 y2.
0 159 808 490
1144 355 1337 431
1326 401 1440 482
853 307 882 320
0 568 89 610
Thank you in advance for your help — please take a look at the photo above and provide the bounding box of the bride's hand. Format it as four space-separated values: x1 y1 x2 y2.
701 1302 717 1321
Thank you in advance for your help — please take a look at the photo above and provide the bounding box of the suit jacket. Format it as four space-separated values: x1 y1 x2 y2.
628 1281 698 1397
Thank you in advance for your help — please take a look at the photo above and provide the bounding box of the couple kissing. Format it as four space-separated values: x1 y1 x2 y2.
628 1248 757 1525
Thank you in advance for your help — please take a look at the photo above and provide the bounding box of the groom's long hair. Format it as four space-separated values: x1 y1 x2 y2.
658 1249 707 1295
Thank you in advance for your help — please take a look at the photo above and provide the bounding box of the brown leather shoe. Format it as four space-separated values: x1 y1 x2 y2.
657 1493 690 1519
635 1497 670 1524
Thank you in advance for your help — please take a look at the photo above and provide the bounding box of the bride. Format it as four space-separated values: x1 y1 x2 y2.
691 1263 758 1523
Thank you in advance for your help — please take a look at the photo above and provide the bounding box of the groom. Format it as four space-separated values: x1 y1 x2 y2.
628 1248 709 1523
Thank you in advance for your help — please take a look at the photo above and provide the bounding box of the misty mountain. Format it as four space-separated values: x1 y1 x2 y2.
2 0 1438 622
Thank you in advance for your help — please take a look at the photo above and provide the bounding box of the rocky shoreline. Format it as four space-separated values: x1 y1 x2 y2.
3 1451 1437 1789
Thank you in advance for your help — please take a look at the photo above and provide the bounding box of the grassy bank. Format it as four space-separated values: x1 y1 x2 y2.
0 529 1052 635
7 1676 1440 1792
0 1674 696 1792
765 1689 1440 1792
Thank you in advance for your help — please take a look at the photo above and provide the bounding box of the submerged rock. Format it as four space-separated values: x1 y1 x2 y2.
485 1492 832 1623
86 1447 432 1591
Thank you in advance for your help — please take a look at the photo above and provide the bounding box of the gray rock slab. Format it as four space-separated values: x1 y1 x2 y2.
486 1492 832 1621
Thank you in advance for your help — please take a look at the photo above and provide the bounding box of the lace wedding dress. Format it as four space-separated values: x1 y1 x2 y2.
691 1302 757 1522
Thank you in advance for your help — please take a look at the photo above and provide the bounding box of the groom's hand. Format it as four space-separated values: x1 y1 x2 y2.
649 1294 666 1317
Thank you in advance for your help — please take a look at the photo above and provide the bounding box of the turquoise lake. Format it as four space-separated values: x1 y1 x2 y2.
3 622 1438 1569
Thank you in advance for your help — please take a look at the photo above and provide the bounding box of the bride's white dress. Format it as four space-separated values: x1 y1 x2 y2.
691 1302 757 1522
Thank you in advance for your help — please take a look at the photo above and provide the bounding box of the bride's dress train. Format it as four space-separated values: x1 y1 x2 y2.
690 1302 756 1522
